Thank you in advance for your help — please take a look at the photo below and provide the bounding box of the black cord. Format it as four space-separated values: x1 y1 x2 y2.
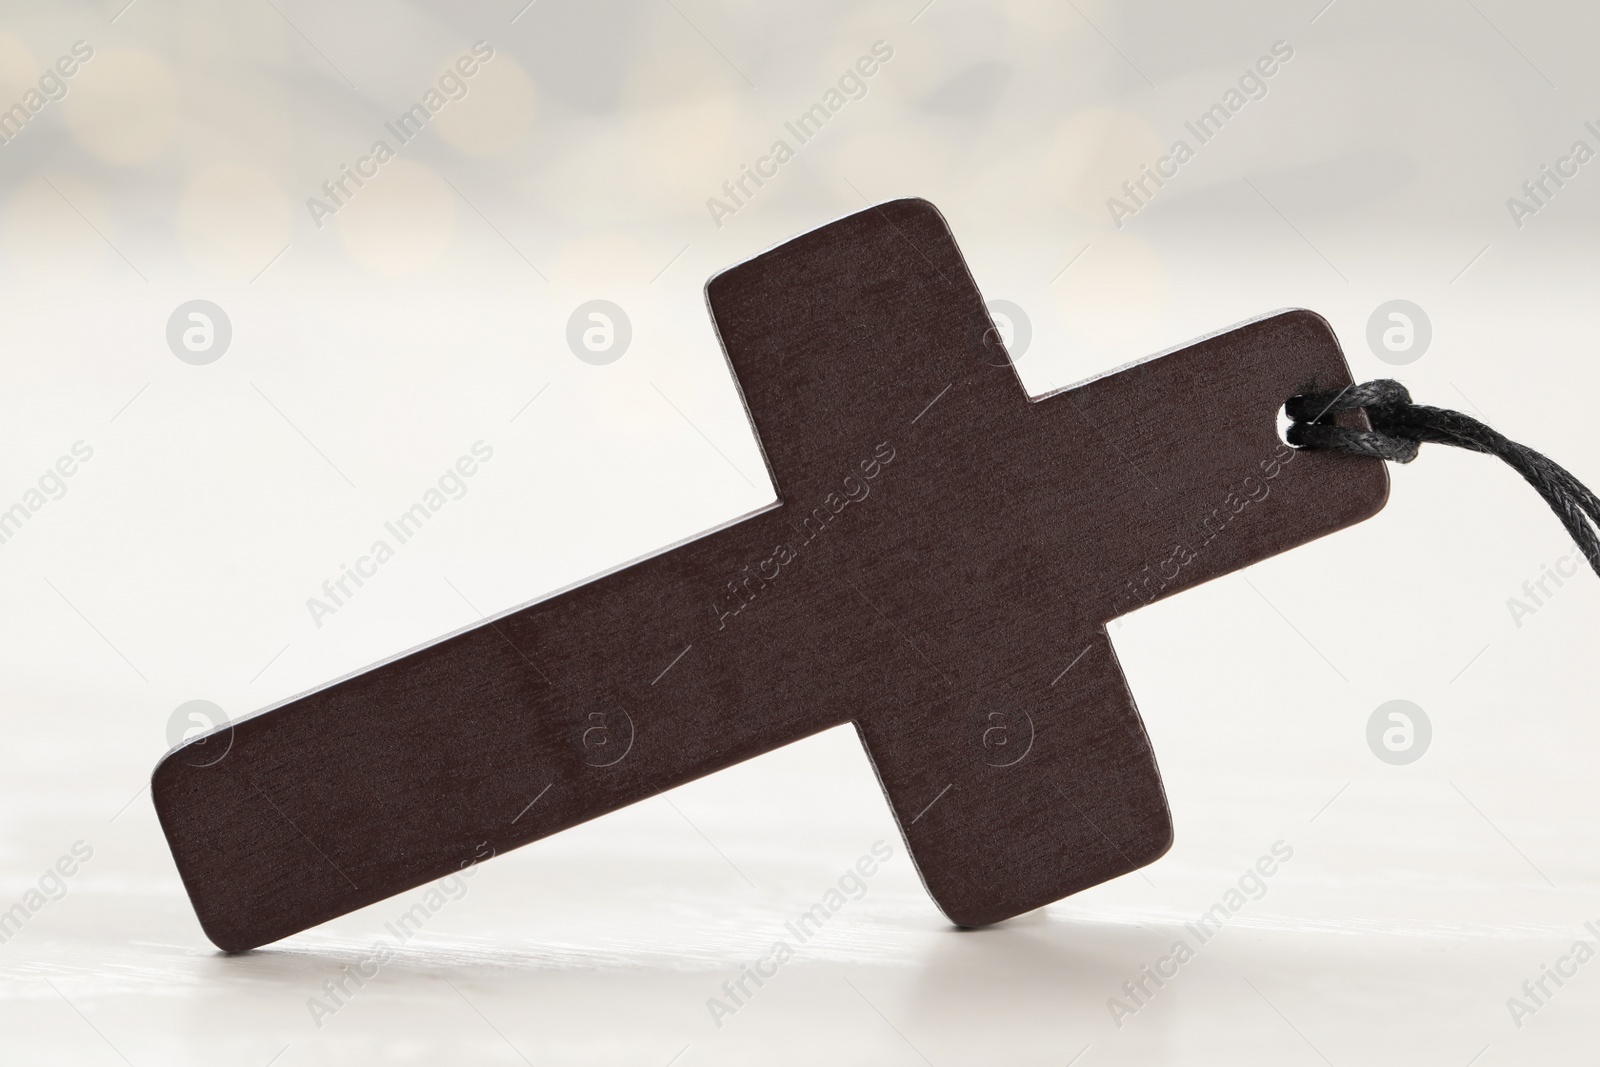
1285 379 1600 579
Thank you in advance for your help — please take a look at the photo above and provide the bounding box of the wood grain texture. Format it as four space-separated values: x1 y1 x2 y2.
153 199 1388 951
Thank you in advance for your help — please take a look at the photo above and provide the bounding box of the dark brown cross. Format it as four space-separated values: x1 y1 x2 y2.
154 199 1387 952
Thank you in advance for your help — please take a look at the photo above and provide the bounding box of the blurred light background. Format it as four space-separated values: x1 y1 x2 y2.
1 0 1598 1063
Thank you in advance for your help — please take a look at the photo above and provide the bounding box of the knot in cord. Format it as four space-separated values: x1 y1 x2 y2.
1285 379 1420 462
1285 378 1600 579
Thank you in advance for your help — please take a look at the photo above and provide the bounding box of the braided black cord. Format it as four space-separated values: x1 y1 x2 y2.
1286 379 1600 579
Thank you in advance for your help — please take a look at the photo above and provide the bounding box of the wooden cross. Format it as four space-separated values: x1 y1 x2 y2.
154 199 1387 951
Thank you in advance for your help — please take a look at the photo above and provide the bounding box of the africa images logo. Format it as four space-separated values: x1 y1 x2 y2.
709 442 894 629
305 42 496 228
0 40 94 147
